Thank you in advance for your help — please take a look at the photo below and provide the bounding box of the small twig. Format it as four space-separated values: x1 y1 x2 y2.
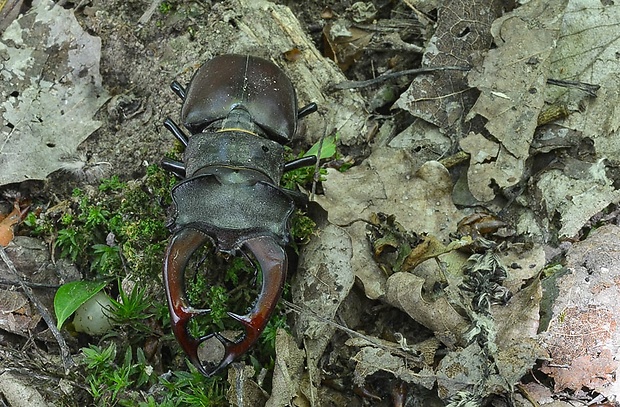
0 278 60 289
330 65 471 91
138 0 161 25
282 299 423 364
546 78 600 97
0 247 74 372
401 0 435 27
545 363 570 369
516 383 540 407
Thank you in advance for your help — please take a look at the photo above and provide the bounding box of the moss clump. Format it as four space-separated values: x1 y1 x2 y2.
25 164 174 279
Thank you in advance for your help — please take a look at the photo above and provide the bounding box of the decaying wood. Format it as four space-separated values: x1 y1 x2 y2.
222 0 369 148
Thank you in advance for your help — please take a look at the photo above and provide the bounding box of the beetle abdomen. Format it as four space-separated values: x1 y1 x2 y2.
170 173 295 250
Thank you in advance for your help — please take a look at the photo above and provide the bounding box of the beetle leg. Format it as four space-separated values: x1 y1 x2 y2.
283 155 317 172
161 158 186 178
297 102 317 119
170 80 187 100
163 117 189 147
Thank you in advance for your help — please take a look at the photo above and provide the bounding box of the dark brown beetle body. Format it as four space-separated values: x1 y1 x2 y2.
161 54 317 376
181 55 298 142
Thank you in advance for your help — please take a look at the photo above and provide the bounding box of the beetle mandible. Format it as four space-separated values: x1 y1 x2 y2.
161 54 317 376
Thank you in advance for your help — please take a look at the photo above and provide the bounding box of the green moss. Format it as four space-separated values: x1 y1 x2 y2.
22 165 173 279
290 209 317 244
159 1 173 14
81 342 227 406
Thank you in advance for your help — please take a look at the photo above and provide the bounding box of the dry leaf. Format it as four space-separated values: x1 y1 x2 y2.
540 225 620 396
226 364 268 407
394 0 501 131
492 278 545 383
322 22 372 71
436 343 487 399
545 1 620 159
265 329 305 407
0 373 49 407
315 148 462 299
402 235 472 272
385 272 470 348
0 289 41 336
292 222 354 394
463 0 567 201
0 0 110 185
533 160 620 238
351 346 436 390
0 201 21 246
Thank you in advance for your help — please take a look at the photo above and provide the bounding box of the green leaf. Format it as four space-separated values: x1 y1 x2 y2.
304 134 337 159
54 280 107 329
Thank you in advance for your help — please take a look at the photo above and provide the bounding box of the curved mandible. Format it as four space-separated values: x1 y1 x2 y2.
163 227 212 375
164 229 288 376
217 236 288 371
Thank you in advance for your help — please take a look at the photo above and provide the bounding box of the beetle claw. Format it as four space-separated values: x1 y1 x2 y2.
163 228 287 376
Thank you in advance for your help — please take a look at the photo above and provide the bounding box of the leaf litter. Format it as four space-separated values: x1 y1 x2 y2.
292 0 620 405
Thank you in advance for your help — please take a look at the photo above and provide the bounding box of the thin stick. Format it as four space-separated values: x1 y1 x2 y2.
138 0 161 25
0 278 60 289
282 299 423 365
0 247 74 372
546 78 600 97
330 65 471 91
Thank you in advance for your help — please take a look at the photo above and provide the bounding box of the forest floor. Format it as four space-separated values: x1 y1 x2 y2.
1 0 620 406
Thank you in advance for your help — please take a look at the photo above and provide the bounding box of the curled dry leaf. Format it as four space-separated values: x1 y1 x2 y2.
0 201 22 247
401 235 473 272
386 272 470 348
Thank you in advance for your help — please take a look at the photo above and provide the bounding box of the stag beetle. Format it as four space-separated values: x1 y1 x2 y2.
161 54 318 376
